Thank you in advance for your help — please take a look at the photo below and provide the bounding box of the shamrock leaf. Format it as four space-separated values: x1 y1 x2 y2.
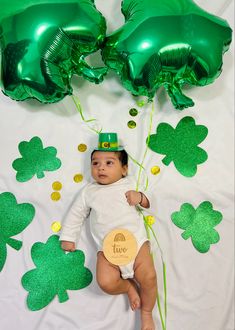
12 136 61 182
171 201 223 253
147 116 208 176
22 235 93 311
0 192 35 271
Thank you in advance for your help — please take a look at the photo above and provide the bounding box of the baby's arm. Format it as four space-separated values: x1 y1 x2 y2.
125 190 150 208
60 186 90 252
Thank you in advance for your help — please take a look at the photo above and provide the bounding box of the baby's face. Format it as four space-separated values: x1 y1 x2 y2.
91 151 127 185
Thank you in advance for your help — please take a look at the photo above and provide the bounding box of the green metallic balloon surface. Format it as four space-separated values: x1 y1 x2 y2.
0 1 107 103
102 0 232 110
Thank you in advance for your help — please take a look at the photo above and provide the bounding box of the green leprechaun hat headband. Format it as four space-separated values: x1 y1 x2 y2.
95 133 124 151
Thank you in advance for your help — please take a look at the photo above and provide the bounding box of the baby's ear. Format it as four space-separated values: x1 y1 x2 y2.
122 165 128 176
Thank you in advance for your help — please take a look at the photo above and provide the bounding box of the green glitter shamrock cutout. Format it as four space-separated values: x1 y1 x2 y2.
12 136 61 182
171 201 223 253
21 235 93 311
147 116 208 177
0 192 35 272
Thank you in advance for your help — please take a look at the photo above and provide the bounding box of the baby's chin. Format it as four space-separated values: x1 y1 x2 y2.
95 175 123 185
97 177 114 185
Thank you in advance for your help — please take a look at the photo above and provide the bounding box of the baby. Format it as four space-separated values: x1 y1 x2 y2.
60 133 157 330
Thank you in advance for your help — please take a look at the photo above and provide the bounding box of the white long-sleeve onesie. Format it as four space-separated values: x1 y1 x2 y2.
60 177 149 278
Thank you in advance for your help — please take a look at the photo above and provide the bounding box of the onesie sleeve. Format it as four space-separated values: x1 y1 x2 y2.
141 186 157 216
60 186 90 243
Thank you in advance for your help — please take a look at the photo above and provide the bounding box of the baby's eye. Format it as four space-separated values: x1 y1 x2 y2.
106 160 114 165
92 161 99 166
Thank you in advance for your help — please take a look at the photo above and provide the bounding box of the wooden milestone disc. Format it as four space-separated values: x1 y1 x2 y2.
103 228 138 266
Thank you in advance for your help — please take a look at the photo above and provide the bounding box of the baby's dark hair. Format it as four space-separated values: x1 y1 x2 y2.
91 150 128 167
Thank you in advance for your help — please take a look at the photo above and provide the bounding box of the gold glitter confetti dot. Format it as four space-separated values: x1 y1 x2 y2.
52 181 62 191
51 221 62 232
51 192 61 201
129 108 138 117
78 144 87 152
74 174 83 183
151 166 160 175
127 120 137 129
145 215 156 226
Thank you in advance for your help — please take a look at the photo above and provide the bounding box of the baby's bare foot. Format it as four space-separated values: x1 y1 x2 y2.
141 310 155 330
127 281 141 311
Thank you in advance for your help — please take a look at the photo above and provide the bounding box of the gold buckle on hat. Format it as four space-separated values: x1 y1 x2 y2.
99 142 118 149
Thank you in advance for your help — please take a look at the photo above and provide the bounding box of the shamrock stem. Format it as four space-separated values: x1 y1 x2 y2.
58 290 69 303
37 171 45 179
6 237 22 250
162 156 172 166
181 231 191 240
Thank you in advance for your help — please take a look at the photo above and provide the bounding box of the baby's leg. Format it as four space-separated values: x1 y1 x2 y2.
134 242 157 330
96 251 140 310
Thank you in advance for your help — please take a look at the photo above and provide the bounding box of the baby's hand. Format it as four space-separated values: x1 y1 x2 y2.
125 190 142 206
61 240 76 252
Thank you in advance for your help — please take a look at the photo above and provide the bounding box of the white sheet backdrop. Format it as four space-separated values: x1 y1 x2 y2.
0 1 234 329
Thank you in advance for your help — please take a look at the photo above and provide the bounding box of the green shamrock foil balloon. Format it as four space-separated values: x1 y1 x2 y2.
0 0 107 103
0 192 35 272
22 235 93 311
102 0 232 109
171 201 223 253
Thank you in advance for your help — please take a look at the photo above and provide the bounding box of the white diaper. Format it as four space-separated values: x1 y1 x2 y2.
119 261 135 279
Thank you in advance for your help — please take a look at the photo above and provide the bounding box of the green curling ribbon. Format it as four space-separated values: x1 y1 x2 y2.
137 207 167 330
0 192 35 272
136 101 155 192
136 100 147 108
72 95 102 135
171 201 223 253
21 235 93 311
12 136 62 182
134 100 167 330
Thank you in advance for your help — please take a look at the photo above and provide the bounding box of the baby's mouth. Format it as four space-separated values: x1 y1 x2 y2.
98 174 107 178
